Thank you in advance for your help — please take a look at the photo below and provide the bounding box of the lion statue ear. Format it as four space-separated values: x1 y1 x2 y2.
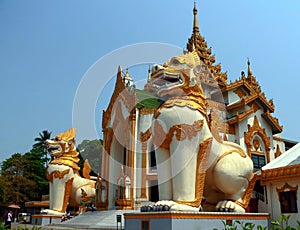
56 128 76 141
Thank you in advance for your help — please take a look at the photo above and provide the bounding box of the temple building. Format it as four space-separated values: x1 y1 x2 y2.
100 3 299 224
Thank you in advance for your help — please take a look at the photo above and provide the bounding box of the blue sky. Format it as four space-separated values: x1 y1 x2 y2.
1 1 300 163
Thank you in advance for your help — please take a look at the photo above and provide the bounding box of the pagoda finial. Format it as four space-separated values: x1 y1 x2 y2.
247 57 253 76
193 1 199 34
147 65 151 82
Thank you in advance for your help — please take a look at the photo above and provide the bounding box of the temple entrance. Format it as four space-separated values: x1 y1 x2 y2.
149 180 159 202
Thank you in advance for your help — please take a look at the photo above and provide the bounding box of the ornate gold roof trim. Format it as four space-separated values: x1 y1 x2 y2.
261 164 300 185
227 106 255 125
186 3 227 86
103 66 136 129
223 76 275 112
261 110 283 134
139 108 156 115
274 145 282 158
273 136 284 142
227 94 259 111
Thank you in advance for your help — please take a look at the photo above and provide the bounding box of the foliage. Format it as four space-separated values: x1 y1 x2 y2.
216 214 300 230
271 214 300 230
32 130 52 150
0 130 51 207
77 139 103 176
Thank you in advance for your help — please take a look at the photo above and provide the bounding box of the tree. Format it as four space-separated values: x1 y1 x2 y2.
33 130 52 150
33 130 52 163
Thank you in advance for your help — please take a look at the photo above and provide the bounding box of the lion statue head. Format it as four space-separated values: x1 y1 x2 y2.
146 50 206 100
46 128 80 171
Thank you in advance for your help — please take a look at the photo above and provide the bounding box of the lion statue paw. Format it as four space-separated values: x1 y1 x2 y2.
215 200 245 213
141 200 200 212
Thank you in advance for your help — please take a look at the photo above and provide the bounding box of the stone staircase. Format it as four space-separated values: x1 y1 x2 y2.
47 210 137 229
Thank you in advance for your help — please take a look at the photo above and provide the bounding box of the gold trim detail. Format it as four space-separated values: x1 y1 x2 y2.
234 88 247 99
235 173 258 209
274 145 282 158
61 177 74 213
261 110 283 134
227 106 255 125
244 116 271 163
217 149 247 164
46 169 70 183
261 164 300 185
152 119 204 151
174 137 212 207
208 109 225 142
139 108 156 115
154 96 207 119
276 183 298 200
124 211 270 220
102 66 136 130
140 128 152 143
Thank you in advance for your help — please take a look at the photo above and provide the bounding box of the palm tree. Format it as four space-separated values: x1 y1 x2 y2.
33 130 52 150
33 130 52 163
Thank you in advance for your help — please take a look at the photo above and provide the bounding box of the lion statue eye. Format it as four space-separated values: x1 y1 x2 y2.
172 58 180 65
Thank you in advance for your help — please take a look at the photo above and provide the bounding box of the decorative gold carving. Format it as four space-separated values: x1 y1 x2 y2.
56 128 76 141
244 116 271 163
273 136 284 142
154 96 207 119
261 164 300 185
102 66 136 130
235 173 258 209
275 145 282 158
82 160 92 179
175 137 212 207
139 108 156 115
261 110 283 134
234 88 246 99
140 128 152 143
140 141 148 199
217 149 247 163
227 106 255 125
276 183 298 198
46 169 70 183
208 109 225 142
61 178 74 213
125 212 270 220
223 76 275 113
152 119 204 151
186 4 227 86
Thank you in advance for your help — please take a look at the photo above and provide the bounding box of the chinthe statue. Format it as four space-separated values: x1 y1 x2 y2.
143 50 256 212
41 128 96 215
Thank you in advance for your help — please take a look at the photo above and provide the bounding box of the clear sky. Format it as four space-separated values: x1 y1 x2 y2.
1 0 300 163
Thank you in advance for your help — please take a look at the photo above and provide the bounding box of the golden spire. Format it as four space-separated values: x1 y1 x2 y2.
125 68 133 80
193 1 199 34
247 58 253 76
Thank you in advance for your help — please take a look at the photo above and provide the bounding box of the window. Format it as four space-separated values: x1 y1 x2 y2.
279 191 298 213
251 154 265 169
141 220 150 230
149 149 157 169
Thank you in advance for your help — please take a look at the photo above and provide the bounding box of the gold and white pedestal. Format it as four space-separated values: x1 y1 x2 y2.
124 212 270 230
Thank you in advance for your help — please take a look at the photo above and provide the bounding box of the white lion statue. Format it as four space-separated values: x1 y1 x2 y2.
42 128 96 215
144 50 256 213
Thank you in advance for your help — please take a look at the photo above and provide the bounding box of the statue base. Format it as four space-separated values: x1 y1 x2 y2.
124 212 270 230
31 214 62 226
